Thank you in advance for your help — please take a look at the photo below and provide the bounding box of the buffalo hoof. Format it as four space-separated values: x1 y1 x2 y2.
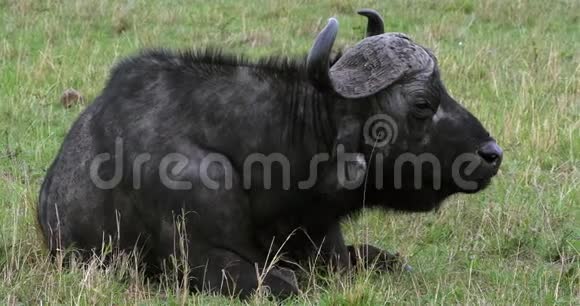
258 268 300 299
347 244 412 272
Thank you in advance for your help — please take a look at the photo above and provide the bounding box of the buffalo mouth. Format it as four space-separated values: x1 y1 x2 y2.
460 159 501 194
450 141 503 194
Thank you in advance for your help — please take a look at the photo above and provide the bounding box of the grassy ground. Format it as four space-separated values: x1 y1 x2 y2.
0 0 578 304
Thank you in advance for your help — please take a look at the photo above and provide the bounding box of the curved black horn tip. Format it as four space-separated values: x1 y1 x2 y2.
357 8 385 37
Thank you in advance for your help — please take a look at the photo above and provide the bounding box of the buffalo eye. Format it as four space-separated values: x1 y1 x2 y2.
412 100 436 119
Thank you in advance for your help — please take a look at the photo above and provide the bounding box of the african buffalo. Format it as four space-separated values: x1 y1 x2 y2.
38 9 502 298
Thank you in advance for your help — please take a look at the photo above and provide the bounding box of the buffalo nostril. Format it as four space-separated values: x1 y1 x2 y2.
477 141 503 164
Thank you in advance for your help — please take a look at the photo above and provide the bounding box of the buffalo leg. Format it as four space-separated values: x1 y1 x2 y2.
188 248 299 299
148 144 299 298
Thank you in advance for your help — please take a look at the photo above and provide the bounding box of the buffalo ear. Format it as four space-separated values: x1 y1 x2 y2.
357 9 384 37
328 34 435 98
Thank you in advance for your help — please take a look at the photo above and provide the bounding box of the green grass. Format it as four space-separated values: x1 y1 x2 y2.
1 0 578 304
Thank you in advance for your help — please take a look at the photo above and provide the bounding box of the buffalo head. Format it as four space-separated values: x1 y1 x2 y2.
307 10 503 211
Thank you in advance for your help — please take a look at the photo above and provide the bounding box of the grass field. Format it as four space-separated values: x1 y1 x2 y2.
1 0 578 304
